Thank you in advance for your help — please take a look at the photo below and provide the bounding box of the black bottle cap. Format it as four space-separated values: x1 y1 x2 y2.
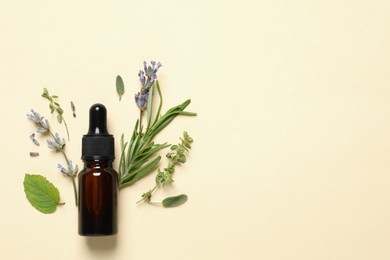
82 104 115 161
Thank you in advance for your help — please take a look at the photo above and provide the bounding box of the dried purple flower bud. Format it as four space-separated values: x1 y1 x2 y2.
29 152 39 157
71 101 76 117
138 70 146 87
135 91 149 111
30 133 40 146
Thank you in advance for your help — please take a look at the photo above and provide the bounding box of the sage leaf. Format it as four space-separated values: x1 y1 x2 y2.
162 194 188 208
23 174 62 214
116 75 125 101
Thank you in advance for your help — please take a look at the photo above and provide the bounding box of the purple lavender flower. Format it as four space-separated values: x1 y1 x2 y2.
138 70 146 87
58 160 78 177
26 109 41 123
30 133 40 146
27 109 50 133
135 61 162 111
47 132 65 150
138 60 162 90
135 91 149 111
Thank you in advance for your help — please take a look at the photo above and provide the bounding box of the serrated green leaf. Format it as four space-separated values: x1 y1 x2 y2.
23 174 61 214
116 75 125 101
162 194 188 208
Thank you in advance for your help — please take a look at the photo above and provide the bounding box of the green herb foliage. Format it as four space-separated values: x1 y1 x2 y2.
23 174 63 214
138 132 193 206
41 88 70 141
118 81 196 188
116 75 125 100
162 194 188 208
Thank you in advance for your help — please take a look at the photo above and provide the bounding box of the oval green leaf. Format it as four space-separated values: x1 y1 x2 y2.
116 75 125 101
162 194 188 208
23 174 61 214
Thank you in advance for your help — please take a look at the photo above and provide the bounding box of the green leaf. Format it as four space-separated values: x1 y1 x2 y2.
116 75 125 101
56 107 63 114
177 154 186 163
153 80 163 125
162 194 188 208
57 114 62 123
146 83 154 130
42 88 49 97
23 174 62 214
120 156 161 187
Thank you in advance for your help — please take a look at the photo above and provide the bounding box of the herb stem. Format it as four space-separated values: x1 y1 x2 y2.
71 177 78 206
61 150 69 165
147 201 162 206
139 110 143 134
61 149 78 206
63 118 70 141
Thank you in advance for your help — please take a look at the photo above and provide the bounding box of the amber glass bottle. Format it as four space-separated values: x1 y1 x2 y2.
78 104 118 236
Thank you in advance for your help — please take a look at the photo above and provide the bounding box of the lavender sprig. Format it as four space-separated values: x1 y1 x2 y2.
27 109 78 206
135 61 162 112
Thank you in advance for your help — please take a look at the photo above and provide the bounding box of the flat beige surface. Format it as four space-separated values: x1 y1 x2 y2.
1 0 390 259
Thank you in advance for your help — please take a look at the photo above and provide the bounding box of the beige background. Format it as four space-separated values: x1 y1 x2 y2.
1 0 390 259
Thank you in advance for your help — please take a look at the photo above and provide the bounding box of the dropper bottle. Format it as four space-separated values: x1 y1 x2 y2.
78 104 118 236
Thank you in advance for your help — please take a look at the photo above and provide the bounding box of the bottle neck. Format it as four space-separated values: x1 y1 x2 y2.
83 160 113 169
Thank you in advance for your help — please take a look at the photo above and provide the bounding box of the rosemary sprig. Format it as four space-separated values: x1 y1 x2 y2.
118 82 196 188
118 62 196 189
42 88 70 141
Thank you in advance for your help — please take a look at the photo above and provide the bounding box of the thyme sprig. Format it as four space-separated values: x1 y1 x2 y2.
26 109 78 205
42 88 70 141
138 132 193 206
